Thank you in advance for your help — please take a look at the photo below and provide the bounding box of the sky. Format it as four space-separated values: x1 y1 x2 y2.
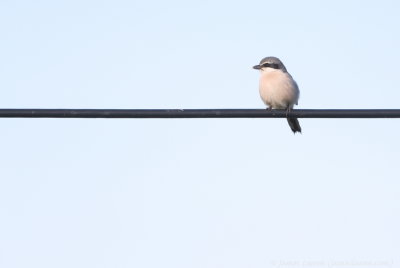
0 1 399 267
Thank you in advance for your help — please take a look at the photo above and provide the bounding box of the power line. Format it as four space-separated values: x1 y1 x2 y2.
0 109 400 118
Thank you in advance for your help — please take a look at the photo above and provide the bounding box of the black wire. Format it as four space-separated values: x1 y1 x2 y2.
0 109 400 118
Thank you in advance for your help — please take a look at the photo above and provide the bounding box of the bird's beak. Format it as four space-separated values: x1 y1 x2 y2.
253 65 261 70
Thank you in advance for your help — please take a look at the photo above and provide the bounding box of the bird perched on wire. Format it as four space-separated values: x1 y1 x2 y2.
253 56 301 134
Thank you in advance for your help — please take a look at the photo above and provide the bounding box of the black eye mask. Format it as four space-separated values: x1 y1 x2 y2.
261 63 280 69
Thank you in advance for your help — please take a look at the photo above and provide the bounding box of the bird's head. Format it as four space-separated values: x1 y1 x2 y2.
253 56 287 72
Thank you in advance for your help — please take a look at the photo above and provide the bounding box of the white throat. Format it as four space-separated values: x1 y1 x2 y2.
260 67 281 74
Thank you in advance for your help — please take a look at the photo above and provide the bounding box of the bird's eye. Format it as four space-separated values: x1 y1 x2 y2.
262 63 279 69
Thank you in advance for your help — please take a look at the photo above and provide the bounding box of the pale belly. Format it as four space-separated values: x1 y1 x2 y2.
259 71 299 109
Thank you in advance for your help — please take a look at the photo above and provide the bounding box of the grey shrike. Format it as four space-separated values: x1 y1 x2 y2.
253 56 302 134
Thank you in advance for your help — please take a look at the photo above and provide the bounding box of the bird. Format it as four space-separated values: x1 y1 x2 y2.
253 56 301 134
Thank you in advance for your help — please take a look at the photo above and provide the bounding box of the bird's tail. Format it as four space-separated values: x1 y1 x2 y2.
287 117 302 134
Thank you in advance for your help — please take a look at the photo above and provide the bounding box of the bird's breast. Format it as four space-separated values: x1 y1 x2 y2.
259 71 299 109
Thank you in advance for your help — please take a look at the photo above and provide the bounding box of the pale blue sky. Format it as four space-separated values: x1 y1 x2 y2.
0 1 399 267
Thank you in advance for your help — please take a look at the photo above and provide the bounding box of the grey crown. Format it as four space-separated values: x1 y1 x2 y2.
259 56 287 72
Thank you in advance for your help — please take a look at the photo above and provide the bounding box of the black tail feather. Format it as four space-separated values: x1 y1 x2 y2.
287 117 302 134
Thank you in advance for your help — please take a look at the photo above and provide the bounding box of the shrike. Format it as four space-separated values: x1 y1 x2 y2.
253 56 301 133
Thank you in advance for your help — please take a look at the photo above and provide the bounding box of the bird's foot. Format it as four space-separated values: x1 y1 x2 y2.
286 107 292 117
285 107 291 118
